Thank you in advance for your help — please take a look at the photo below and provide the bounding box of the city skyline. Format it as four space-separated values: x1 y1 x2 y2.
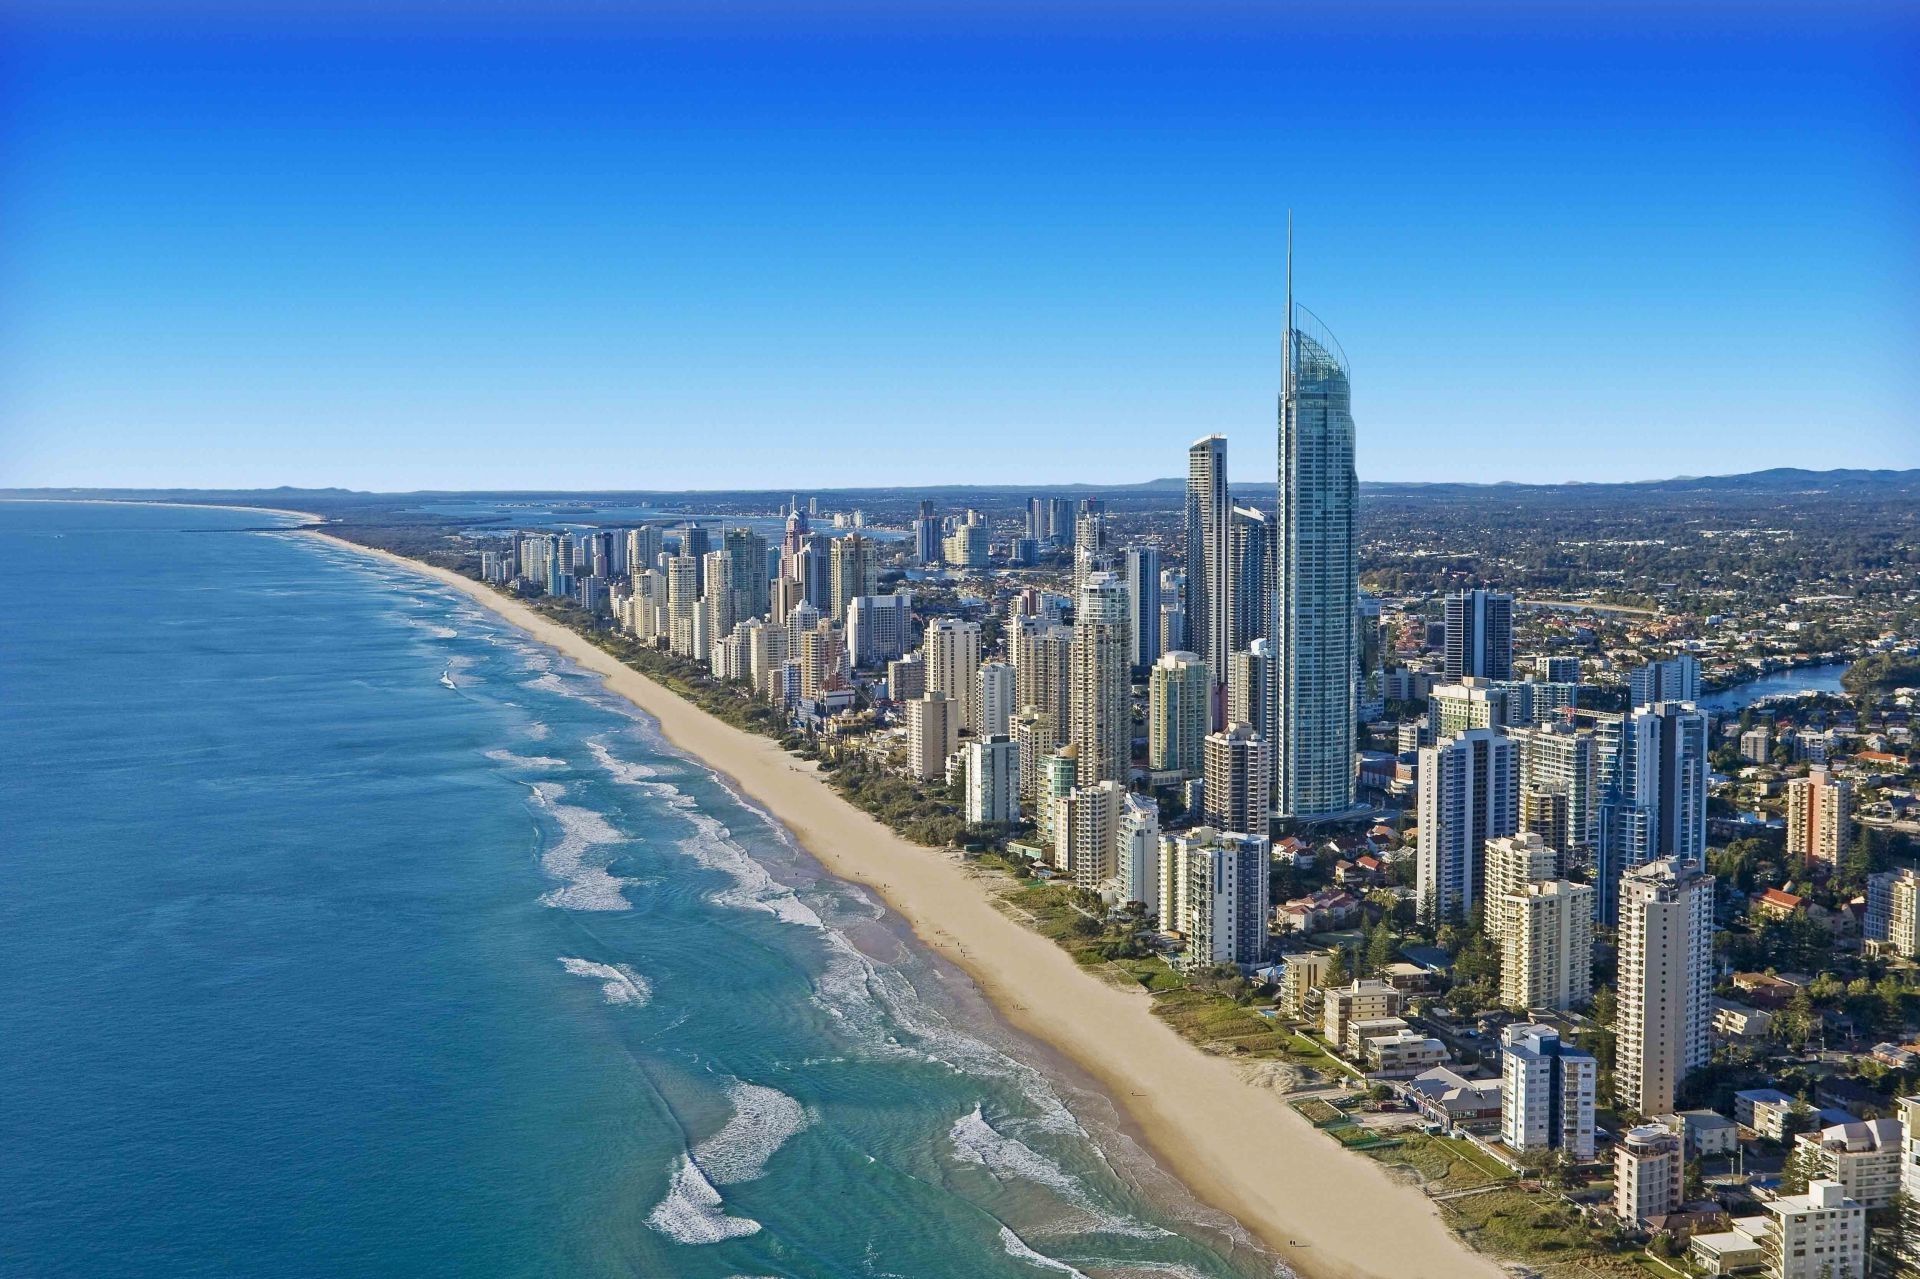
4 3 1917 491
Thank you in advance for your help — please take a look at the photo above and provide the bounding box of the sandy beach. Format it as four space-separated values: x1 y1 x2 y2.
317 532 1505 1279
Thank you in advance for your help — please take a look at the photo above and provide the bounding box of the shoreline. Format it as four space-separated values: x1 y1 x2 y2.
0 497 325 524
310 532 1505 1279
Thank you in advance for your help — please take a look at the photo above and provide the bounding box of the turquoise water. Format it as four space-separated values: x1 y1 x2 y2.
0 502 1276 1279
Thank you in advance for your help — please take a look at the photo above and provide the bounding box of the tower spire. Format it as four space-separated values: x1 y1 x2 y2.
1284 210 1294 399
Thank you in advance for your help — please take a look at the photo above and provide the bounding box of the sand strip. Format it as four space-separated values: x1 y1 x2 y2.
316 532 1505 1279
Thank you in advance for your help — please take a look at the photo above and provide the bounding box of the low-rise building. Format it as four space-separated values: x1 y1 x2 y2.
1791 1118 1902 1208
1322 979 1404 1048
1760 1180 1864 1279
1406 1066 1503 1132
1276 950 1333 1018
1688 1217 1770 1276
1711 998 1774 1041
1655 1109 1740 1158
1365 1028 1449 1078
1734 1088 1799 1141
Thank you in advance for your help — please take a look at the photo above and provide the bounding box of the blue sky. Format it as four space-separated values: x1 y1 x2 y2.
3 2 1915 490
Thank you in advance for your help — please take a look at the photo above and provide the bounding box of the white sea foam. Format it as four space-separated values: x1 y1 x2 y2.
485 748 568 770
692 1082 811 1186
586 738 658 785
557 957 651 1006
529 782 634 912
997 1227 1090 1277
951 1106 1168 1239
645 1155 761 1245
524 721 551 741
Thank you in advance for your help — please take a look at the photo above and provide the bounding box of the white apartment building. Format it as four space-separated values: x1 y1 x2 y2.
1614 1123 1683 1228
1762 1180 1864 1279
975 661 1016 739
1616 857 1713 1116
962 735 1019 827
1164 827 1268 967
1116 793 1161 910
1501 1024 1596 1161
922 618 982 733
1791 1118 1902 1209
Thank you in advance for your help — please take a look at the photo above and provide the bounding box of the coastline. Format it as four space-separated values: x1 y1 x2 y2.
311 532 1505 1279
0 497 324 524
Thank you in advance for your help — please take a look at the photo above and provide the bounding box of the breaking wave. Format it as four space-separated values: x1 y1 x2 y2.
692 1081 811 1186
645 1155 761 1245
529 781 633 911
557 957 651 1006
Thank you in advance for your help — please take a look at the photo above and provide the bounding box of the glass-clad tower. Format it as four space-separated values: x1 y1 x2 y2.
1274 242 1359 819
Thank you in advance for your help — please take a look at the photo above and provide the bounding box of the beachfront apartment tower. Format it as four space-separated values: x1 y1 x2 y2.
1069 571 1133 786
1501 1024 1596 1161
963 735 1019 828
1500 879 1595 1012
1275 254 1359 819
1616 858 1714 1117
1186 435 1232 720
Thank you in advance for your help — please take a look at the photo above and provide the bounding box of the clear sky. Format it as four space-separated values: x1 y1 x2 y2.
3 1 1915 491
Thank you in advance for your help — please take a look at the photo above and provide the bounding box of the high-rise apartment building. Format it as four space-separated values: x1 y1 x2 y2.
1228 505 1274 655
1056 779 1125 890
1186 435 1232 714
1786 765 1853 865
1275 279 1359 819
1123 547 1162 675
1203 723 1270 835
828 534 873 623
1513 721 1600 856
1889 868 1920 958
913 500 941 566
1227 640 1272 741
963 736 1019 827
1629 654 1700 709
1164 828 1270 966
1069 572 1132 786
1416 728 1518 923
1147 651 1210 777
1483 832 1560 941
847 593 912 669
1597 703 1709 924
1501 1024 1596 1161
1430 678 1509 738
923 618 982 735
975 661 1015 739
1444 589 1514 682
1501 880 1595 1011
1616 858 1713 1116
1117 794 1161 909
905 695 958 782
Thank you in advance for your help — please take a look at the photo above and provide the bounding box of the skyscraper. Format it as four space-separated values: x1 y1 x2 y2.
1274 238 1359 819
1203 723 1270 835
1443 589 1514 681
723 527 770 623
1228 504 1274 655
1069 571 1132 786
1165 828 1270 966
1596 702 1709 924
1123 546 1163 675
1186 435 1231 713
922 618 982 734
1147 650 1210 777
1416 728 1519 923
828 534 873 623
963 736 1019 827
681 524 711 591
1629 654 1701 709
1616 858 1713 1116
913 500 941 566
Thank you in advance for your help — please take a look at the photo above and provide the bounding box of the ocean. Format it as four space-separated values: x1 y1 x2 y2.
0 502 1277 1279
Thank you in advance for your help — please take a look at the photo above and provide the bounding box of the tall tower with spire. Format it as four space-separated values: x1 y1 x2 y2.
1274 220 1359 819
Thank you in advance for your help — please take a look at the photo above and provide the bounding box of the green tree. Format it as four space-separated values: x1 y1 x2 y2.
1323 947 1350 988
1366 920 1398 977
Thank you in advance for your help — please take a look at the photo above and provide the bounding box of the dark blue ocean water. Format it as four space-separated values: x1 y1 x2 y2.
0 502 1275 1279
